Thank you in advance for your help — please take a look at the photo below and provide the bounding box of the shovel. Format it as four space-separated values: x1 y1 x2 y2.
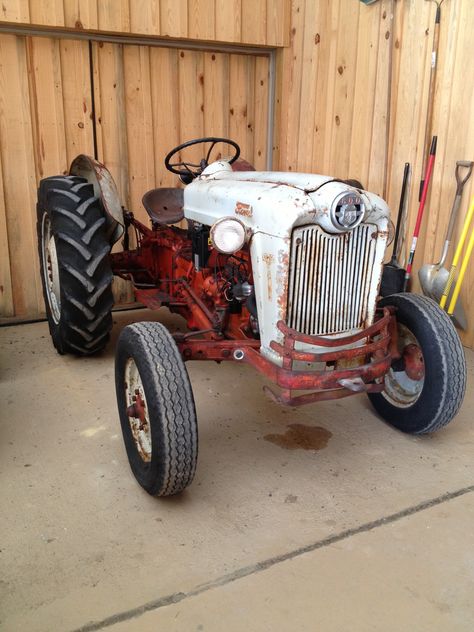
439 196 474 329
419 160 473 327
446 197 474 322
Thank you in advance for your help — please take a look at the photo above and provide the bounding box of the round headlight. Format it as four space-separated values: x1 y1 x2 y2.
210 217 246 254
331 191 365 230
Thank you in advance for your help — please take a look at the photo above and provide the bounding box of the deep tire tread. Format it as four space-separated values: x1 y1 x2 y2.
37 176 114 356
115 322 198 497
368 293 466 434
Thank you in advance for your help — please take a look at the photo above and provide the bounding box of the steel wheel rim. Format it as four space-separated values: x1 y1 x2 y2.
41 214 61 324
382 324 425 408
124 358 152 462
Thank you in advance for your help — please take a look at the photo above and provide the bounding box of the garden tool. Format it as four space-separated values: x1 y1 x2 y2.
440 196 474 329
380 162 410 296
419 0 446 199
404 136 437 290
447 205 474 322
419 160 473 305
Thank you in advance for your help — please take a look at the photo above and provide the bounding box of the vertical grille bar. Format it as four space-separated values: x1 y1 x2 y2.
286 224 378 336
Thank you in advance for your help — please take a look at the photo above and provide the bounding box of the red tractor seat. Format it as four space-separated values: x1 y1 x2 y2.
142 188 184 224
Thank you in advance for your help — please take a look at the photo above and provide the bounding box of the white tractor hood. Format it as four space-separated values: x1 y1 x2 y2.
183 161 388 237
183 161 390 366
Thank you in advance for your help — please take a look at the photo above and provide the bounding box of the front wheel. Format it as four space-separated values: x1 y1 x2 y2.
368 293 466 434
115 322 198 496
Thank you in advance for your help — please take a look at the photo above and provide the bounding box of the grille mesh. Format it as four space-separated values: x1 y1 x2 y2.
287 224 377 335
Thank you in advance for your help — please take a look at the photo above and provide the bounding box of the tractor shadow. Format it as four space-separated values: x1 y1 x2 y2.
104 306 188 360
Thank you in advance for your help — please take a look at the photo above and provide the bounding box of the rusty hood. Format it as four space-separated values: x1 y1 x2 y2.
184 161 383 238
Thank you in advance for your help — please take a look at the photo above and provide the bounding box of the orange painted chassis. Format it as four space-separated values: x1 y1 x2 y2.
112 215 397 407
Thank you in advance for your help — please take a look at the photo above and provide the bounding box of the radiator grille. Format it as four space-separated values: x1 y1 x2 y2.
287 224 378 335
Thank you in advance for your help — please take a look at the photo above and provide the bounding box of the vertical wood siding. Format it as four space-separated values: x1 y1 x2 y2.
276 0 474 348
0 33 270 317
0 0 290 46
2 0 474 349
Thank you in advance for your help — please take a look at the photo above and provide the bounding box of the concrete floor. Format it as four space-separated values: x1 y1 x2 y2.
1 308 474 631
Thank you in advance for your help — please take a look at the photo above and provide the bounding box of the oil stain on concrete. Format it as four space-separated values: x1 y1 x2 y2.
264 424 332 450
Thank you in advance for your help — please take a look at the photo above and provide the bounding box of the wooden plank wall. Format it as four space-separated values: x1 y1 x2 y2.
0 0 290 46
276 0 474 347
0 33 270 317
2 0 474 347
92 43 269 218
0 35 94 317
389 0 474 349
277 0 392 193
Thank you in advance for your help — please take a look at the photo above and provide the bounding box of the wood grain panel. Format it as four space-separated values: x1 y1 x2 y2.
28 0 64 26
0 0 289 45
129 0 160 35
0 35 40 315
97 0 130 32
177 49 204 163
241 0 266 46
0 30 267 321
160 0 188 38
123 44 155 222
0 148 14 317
253 55 268 170
274 0 474 347
188 0 215 40
348 1 381 190
63 0 98 29
26 36 68 180
149 47 180 187
59 38 95 164
215 0 241 43
267 0 290 46
229 55 252 161
366 0 391 196
203 51 229 138
279 0 305 172
93 42 129 205
92 41 132 305
0 0 29 23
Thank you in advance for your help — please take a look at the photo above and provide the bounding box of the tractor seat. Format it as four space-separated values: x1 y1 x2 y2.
142 188 184 224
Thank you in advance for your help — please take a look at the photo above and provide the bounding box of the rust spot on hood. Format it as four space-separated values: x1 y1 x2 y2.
262 253 274 300
276 249 289 318
235 201 253 217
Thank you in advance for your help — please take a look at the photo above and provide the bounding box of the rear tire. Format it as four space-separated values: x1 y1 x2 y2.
37 175 114 355
115 322 198 496
368 293 466 434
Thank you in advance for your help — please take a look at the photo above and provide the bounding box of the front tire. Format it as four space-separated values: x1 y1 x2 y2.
368 293 466 434
37 175 114 355
115 322 198 496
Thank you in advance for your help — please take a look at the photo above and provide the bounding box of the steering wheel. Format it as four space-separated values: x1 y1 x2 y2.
164 137 240 180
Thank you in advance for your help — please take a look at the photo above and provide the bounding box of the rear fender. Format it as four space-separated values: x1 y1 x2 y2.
69 154 124 244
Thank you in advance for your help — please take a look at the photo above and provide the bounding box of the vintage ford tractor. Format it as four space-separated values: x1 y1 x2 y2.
37 137 467 496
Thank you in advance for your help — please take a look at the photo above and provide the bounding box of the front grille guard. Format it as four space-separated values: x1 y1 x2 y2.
241 307 395 406
175 307 396 408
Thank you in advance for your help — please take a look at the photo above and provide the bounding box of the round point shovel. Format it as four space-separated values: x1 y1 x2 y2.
419 160 473 328
439 196 474 330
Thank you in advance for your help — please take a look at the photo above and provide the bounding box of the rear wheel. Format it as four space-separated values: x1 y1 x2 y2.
37 176 114 355
368 293 466 434
115 322 198 496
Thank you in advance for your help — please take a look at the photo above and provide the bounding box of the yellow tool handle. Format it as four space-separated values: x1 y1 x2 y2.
440 196 474 308
448 221 474 315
